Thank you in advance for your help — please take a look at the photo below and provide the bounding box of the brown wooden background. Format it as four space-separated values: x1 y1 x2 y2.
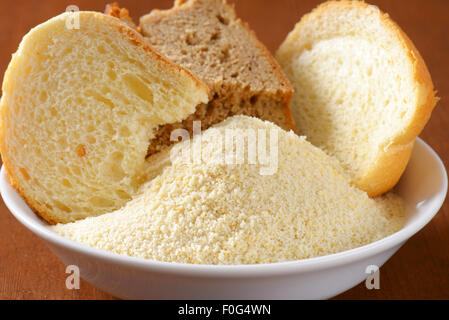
0 0 448 300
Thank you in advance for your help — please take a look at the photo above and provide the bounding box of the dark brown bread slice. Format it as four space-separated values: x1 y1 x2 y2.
138 0 295 155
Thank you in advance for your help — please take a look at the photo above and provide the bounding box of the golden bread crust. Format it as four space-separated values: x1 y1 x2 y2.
105 2 141 32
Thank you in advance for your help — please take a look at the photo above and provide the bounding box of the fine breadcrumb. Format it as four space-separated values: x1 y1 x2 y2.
51 116 405 265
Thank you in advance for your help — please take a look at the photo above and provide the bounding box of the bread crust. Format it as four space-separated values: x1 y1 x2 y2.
2 163 62 224
0 12 209 224
105 2 141 32
277 1 437 197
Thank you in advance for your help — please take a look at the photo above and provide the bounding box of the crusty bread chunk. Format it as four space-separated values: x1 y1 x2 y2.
52 116 404 264
276 1 438 197
139 0 295 155
105 2 140 31
0 12 209 224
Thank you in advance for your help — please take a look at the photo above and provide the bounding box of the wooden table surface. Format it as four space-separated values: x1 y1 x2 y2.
0 0 448 300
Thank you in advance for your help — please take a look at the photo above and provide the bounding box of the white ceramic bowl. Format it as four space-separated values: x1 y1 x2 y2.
1 138 447 299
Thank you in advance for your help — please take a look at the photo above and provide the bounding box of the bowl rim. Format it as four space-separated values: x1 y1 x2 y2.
1 138 447 277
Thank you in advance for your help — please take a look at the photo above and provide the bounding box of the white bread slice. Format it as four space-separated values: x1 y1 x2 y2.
0 12 209 224
276 1 438 197
51 116 404 264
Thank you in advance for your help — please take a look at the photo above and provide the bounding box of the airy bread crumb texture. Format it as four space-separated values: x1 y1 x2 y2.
276 1 437 197
139 0 295 155
51 116 404 265
0 12 208 223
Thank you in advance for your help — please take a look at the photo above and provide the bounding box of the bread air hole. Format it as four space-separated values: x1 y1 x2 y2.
86 135 96 144
107 69 117 80
122 74 154 104
76 144 86 157
210 32 220 41
88 196 115 208
62 47 72 56
41 72 49 82
216 14 229 25
72 166 81 175
85 90 115 109
54 200 72 213
115 190 131 200
19 168 30 180
61 178 72 188
250 95 258 104
185 32 199 45
220 48 230 62
39 91 48 103
119 126 131 137
49 107 57 117
97 45 107 54
109 44 121 56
